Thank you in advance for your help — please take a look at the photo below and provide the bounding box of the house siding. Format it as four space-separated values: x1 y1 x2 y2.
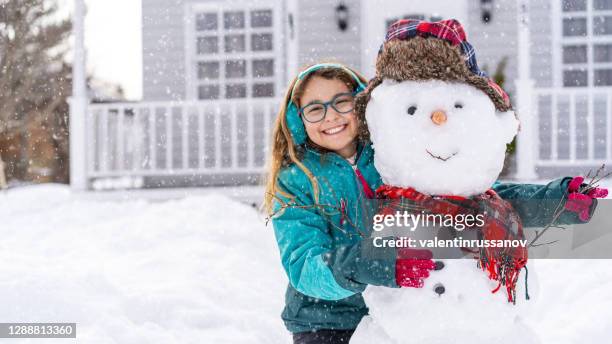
467 0 518 97
465 0 554 92
529 0 554 87
296 0 361 71
142 0 187 101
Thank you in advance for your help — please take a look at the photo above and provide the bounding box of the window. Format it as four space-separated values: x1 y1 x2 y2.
198 85 220 100
251 33 273 51
564 69 589 86
563 45 588 62
197 62 219 80
252 59 274 77
253 83 274 97
594 15 612 35
197 37 218 54
189 4 278 99
226 84 247 98
196 13 217 31
560 0 612 87
224 35 246 53
563 0 587 11
251 10 272 28
595 68 612 84
224 11 245 29
225 60 246 78
594 0 612 10
563 17 587 36
594 43 612 61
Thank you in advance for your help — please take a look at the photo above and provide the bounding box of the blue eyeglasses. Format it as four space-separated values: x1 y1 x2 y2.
298 91 358 123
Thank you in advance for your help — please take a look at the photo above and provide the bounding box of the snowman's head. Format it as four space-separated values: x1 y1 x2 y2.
365 79 518 196
354 19 517 196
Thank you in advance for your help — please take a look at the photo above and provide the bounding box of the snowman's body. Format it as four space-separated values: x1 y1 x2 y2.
356 218 540 343
353 259 539 344
351 79 540 342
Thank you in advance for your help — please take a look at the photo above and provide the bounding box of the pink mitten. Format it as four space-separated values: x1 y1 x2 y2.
565 176 608 221
395 248 437 288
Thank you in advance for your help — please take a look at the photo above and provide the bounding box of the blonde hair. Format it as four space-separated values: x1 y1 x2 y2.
263 63 368 214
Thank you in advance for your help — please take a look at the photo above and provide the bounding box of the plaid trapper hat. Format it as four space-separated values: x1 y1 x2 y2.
378 19 511 110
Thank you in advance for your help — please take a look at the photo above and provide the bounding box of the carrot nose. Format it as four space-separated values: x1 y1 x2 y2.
431 110 447 126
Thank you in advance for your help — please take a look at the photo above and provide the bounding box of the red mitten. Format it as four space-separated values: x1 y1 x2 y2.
395 248 437 288
565 176 608 221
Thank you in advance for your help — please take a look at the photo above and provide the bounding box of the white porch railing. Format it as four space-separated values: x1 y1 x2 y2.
85 98 279 188
533 87 612 167
80 88 612 189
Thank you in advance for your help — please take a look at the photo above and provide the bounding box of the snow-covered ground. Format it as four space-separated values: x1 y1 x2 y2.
1 184 611 343
0 184 288 343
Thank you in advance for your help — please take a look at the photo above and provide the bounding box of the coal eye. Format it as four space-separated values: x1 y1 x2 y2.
454 102 463 109
407 105 417 115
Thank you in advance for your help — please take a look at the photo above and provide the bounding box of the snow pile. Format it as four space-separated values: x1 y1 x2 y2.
354 259 540 344
0 184 288 344
366 80 518 196
353 259 612 344
1 184 611 343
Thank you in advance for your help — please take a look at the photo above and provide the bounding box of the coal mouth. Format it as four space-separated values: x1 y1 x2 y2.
426 149 458 162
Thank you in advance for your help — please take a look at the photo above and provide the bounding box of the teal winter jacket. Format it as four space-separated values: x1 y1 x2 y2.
271 142 590 333
272 142 396 333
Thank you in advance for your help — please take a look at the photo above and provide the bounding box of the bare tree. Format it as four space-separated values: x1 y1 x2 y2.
0 157 6 188
0 0 72 186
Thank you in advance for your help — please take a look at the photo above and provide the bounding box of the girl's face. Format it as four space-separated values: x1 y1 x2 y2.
299 76 358 158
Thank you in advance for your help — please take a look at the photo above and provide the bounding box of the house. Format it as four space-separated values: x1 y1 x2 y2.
72 0 612 190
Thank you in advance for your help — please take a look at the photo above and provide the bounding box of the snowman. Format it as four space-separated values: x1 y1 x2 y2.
351 19 541 343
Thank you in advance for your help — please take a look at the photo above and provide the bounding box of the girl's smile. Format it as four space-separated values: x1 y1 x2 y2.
321 123 348 135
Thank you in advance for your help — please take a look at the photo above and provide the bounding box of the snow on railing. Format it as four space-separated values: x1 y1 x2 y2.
86 98 279 188
533 87 612 166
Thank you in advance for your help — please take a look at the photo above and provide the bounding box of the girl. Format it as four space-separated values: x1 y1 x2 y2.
264 63 603 344
264 63 407 343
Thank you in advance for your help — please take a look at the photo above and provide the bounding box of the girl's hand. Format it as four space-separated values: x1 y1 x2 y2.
395 248 437 288
565 176 608 221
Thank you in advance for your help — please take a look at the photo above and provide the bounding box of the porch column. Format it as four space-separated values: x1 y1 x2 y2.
69 0 89 190
514 0 538 180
